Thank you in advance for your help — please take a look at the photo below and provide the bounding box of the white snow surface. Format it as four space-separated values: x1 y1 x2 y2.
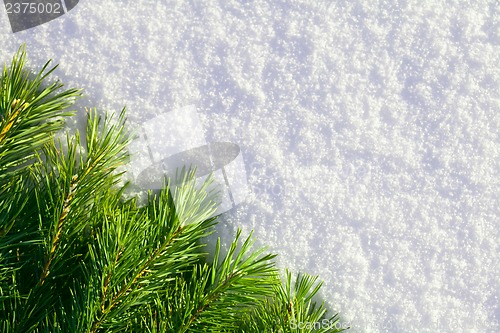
1 1 499 332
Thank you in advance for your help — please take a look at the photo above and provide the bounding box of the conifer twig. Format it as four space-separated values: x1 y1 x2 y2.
90 223 187 333
1 47 344 333
38 174 78 286
0 99 29 144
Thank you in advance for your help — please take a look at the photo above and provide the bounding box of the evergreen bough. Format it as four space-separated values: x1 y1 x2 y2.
0 47 347 333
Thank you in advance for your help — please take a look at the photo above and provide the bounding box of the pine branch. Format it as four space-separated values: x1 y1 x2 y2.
0 45 81 239
38 174 78 286
12 106 131 331
237 270 348 333
0 99 29 143
0 45 81 179
0 47 346 333
152 229 279 332
87 177 218 333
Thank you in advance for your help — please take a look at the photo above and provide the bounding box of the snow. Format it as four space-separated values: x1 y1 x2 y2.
1 1 498 332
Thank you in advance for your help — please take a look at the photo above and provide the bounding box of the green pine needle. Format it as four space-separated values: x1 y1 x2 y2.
0 47 346 333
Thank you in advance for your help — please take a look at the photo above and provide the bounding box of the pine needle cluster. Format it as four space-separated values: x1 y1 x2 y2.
0 47 347 332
